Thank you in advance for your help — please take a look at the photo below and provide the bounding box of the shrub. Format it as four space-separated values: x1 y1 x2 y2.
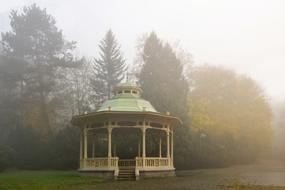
0 144 15 171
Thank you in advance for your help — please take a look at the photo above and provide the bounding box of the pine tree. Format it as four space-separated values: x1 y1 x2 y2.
139 32 190 169
91 30 126 105
139 32 188 117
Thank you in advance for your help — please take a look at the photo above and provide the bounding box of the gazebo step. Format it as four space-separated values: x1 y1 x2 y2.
117 176 136 180
119 168 135 171
118 172 135 175
117 177 136 181
117 167 136 181
118 173 135 176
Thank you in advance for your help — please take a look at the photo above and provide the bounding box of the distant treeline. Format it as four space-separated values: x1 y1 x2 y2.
0 4 272 171
272 102 285 160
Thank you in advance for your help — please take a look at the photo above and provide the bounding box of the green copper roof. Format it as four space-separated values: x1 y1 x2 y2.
71 83 182 127
97 95 157 112
114 82 137 87
97 83 157 113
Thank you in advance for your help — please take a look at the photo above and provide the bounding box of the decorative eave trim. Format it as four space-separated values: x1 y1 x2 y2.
71 111 182 127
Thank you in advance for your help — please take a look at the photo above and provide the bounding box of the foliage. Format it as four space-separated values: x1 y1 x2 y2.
272 102 285 160
66 58 94 115
1 4 76 134
0 4 89 171
139 32 188 117
91 30 126 106
49 126 80 169
2 126 80 170
138 32 192 168
188 66 272 166
0 145 15 171
6 126 49 169
0 55 28 142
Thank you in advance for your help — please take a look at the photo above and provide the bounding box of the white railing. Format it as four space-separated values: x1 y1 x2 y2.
118 159 136 167
136 157 143 167
80 157 119 168
135 157 170 168
80 157 171 169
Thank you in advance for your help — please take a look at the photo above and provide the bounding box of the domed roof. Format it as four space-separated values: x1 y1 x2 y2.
97 83 158 113
71 82 182 127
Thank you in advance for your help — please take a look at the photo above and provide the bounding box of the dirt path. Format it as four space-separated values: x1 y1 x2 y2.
177 161 285 187
74 161 285 190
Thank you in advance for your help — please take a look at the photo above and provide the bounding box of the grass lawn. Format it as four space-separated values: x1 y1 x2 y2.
0 170 102 190
1 164 285 190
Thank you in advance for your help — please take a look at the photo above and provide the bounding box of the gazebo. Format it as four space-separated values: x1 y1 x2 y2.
71 83 182 180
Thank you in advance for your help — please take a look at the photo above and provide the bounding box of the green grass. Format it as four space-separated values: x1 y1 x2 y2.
0 170 102 190
1 164 285 190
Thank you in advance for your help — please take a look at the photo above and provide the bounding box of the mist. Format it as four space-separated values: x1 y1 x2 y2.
1 0 285 102
0 0 285 189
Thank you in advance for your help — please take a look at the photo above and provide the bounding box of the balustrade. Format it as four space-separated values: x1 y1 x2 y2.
118 159 136 167
135 157 170 168
80 157 118 168
80 157 170 169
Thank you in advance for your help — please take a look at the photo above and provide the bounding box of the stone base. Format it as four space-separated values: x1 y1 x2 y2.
78 168 176 180
78 169 115 180
139 169 176 179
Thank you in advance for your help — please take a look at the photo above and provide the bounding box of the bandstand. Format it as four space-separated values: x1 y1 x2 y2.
71 83 182 180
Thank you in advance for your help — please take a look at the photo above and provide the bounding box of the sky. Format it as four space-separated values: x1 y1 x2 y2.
0 0 284 102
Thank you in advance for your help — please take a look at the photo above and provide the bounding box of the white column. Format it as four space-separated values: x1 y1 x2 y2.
171 129 174 167
92 135 95 158
138 139 141 157
141 124 146 167
80 128 83 159
166 129 170 158
84 126 88 159
107 127 112 158
142 127 146 158
159 136 162 158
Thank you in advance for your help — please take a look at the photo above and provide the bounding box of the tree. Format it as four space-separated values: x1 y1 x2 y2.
0 145 15 171
138 32 190 169
188 66 272 165
0 55 28 142
49 126 80 169
139 32 188 117
53 58 93 118
6 126 49 169
272 101 285 160
1 4 76 134
91 30 126 106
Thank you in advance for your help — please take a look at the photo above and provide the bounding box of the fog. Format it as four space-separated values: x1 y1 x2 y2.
1 1 285 187
1 0 285 102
